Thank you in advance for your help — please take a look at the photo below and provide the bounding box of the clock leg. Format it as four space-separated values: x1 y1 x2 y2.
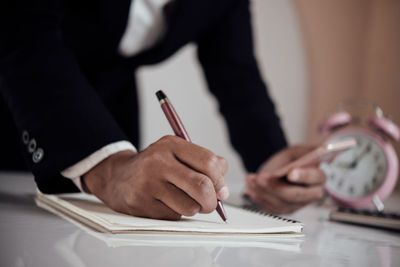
373 195 384 212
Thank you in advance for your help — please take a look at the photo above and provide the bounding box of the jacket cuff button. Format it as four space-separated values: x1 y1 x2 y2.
28 139 37 153
22 131 29 145
32 148 44 163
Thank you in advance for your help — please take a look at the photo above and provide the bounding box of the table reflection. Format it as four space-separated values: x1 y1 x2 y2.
1 172 399 267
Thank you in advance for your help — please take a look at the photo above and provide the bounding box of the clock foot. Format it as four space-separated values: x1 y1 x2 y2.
373 195 384 212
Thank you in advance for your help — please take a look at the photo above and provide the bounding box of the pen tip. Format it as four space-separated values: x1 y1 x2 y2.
216 201 228 222
156 90 167 101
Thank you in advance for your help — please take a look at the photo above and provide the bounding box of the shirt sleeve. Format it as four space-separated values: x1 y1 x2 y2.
61 141 137 192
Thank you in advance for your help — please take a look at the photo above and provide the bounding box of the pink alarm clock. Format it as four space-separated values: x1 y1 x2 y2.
319 105 399 210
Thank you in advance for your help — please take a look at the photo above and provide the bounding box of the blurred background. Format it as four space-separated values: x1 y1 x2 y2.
136 0 400 192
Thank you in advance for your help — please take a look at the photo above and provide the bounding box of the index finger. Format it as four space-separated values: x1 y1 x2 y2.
167 136 229 200
254 166 327 188
271 147 322 177
287 168 327 185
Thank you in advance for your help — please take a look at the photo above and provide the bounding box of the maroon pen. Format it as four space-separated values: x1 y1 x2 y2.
156 90 228 222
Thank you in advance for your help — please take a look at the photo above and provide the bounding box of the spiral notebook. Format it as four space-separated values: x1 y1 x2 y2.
35 190 303 236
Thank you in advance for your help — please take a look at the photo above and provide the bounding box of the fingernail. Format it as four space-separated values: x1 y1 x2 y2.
290 170 300 181
217 186 230 200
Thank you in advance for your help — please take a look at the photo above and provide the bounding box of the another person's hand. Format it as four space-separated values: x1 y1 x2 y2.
83 135 229 220
245 145 326 214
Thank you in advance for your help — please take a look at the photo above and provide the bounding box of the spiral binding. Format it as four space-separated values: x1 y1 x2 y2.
242 195 301 224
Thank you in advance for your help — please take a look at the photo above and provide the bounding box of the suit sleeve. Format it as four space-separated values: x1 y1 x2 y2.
0 1 128 193
197 0 287 172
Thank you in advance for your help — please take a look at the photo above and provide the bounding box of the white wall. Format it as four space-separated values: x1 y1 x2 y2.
136 0 308 190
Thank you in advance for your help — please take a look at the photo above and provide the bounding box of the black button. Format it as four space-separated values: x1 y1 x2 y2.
22 131 29 145
28 139 37 153
32 148 44 163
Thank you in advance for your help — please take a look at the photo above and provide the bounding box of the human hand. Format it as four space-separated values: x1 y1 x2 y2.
245 145 326 214
83 136 229 220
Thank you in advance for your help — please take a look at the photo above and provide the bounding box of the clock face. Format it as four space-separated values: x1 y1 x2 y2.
321 133 388 199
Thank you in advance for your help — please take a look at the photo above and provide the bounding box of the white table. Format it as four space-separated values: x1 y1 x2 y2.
1 172 399 267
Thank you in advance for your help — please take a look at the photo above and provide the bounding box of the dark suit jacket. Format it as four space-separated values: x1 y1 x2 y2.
0 0 287 193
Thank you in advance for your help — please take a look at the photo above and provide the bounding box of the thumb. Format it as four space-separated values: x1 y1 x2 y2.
254 172 274 187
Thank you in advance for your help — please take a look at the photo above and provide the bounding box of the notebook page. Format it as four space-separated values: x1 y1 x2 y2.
37 191 303 234
37 196 303 250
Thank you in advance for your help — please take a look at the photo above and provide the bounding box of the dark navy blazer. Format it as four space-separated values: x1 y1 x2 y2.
0 0 287 193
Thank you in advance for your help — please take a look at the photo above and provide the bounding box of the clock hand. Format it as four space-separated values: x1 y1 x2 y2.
335 161 353 169
349 143 371 168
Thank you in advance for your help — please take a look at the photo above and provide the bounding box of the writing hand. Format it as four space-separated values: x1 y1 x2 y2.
83 135 229 220
245 145 326 214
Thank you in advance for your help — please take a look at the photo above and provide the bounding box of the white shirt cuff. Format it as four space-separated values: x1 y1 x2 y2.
61 141 137 192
